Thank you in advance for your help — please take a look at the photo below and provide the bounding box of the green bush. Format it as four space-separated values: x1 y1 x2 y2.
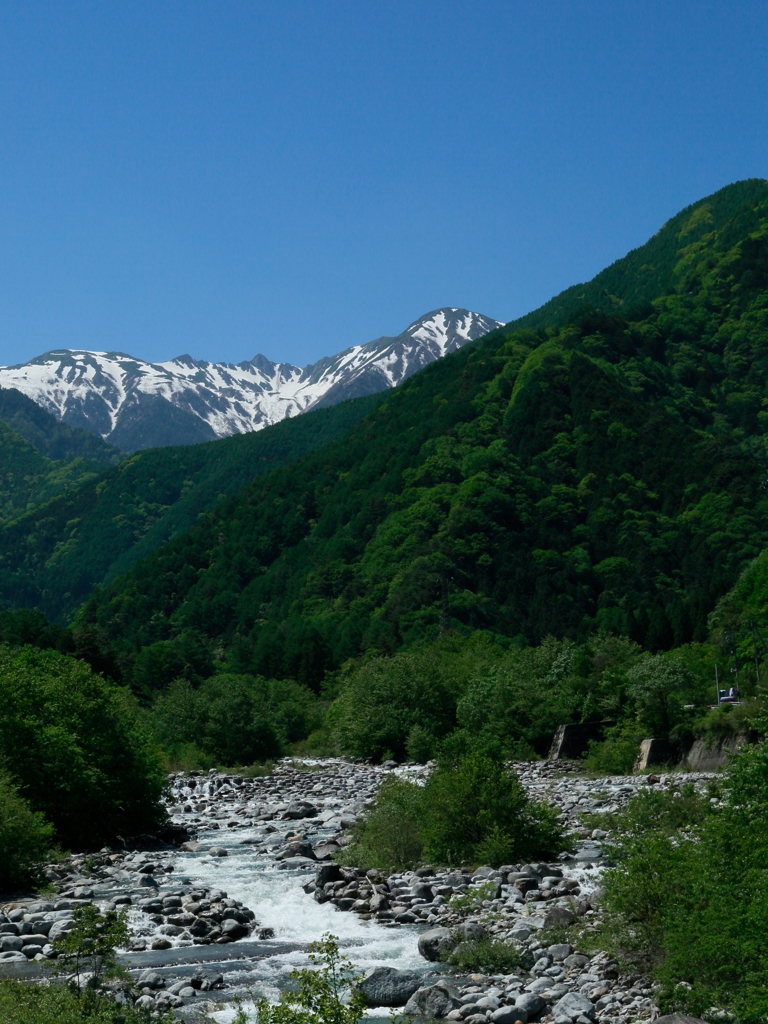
0 979 171 1023
341 776 425 872
420 747 567 866
442 936 522 974
0 770 55 891
344 747 567 870
599 740 768 1023
0 645 166 849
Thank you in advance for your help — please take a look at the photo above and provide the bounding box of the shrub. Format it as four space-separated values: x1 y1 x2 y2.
0 645 166 849
344 747 567 871
256 933 365 1024
0 981 171 1024
340 776 424 872
599 740 768 1024
0 770 55 891
442 936 522 974
420 747 567 867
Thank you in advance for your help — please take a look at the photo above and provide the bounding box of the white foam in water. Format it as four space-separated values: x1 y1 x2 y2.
174 822 427 1020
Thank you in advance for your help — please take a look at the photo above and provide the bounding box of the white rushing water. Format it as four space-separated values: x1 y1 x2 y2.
170 821 426 1022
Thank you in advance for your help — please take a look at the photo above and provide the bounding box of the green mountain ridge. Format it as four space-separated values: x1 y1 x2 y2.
0 387 122 466
0 420 107 528
68 179 768 690
0 395 381 619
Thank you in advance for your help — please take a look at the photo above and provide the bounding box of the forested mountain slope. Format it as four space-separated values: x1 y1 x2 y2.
76 179 768 688
0 387 121 465
511 177 768 331
0 420 106 527
0 395 381 619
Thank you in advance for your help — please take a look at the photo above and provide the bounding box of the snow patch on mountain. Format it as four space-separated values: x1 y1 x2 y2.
0 308 503 452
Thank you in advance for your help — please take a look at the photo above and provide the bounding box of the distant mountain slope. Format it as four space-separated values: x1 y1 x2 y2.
0 420 105 526
73 180 768 687
0 387 121 465
0 309 501 452
0 394 381 619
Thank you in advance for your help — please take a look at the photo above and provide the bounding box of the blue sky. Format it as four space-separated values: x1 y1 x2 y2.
0 1 766 368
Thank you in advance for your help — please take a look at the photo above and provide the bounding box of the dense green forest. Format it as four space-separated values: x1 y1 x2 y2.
73 180 768 689
0 394 380 619
0 420 107 527
0 387 122 466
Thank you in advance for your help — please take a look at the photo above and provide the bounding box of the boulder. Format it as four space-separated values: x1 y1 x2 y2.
0 937 23 952
138 970 166 989
456 920 487 941
369 893 390 913
542 907 575 929
315 863 342 888
552 993 595 1021
404 980 462 1018
312 841 340 861
355 967 422 1007
282 801 319 820
547 943 573 961
276 839 315 860
515 993 545 1018
208 847 229 857
222 918 249 940
491 1007 527 1024
179 841 203 852
418 926 457 961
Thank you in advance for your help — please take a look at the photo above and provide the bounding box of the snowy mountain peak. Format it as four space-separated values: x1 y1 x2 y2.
0 308 503 452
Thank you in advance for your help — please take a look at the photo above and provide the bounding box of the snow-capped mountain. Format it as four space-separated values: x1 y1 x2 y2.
0 309 502 452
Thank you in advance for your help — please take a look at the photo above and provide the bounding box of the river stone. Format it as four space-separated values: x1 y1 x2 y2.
282 800 319 820
369 893 390 913
23 945 44 958
208 847 229 857
547 943 573 961
552 993 596 1020
456 920 487 941
418 926 457 961
315 863 342 887
515 992 545 1018
355 967 422 1007
542 907 575 929
492 1007 527 1024
179 841 203 852
222 918 249 939
0 937 23 952
404 980 461 1018
0 951 27 962
312 841 340 860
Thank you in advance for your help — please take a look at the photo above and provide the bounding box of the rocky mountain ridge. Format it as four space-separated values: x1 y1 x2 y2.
0 309 502 452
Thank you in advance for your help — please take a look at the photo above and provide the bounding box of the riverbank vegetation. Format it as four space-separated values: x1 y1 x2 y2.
342 745 566 871
589 737 768 1024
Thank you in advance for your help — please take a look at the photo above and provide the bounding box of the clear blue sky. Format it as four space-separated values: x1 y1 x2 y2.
1 1 766 369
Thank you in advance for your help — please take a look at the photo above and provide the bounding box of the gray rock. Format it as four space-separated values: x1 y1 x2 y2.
282 800 319 820
312 841 340 861
222 918 249 939
515 992 545 1018
0 937 23 952
178 986 196 998
456 920 487 941
552 993 595 1021
138 969 166 989
547 943 573 961
315 864 342 887
276 839 315 860
404 980 461 1018
355 967 422 1007
179 841 203 852
369 893 390 913
492 1007 528 1024
23 945 44 958
208 847 229 857
418 926 457 961
0 950 27 962
563 953 589 969
21 934 49 947
542 907 575 929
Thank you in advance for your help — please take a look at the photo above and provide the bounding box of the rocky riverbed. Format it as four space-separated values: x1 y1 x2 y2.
0 758 718 1023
